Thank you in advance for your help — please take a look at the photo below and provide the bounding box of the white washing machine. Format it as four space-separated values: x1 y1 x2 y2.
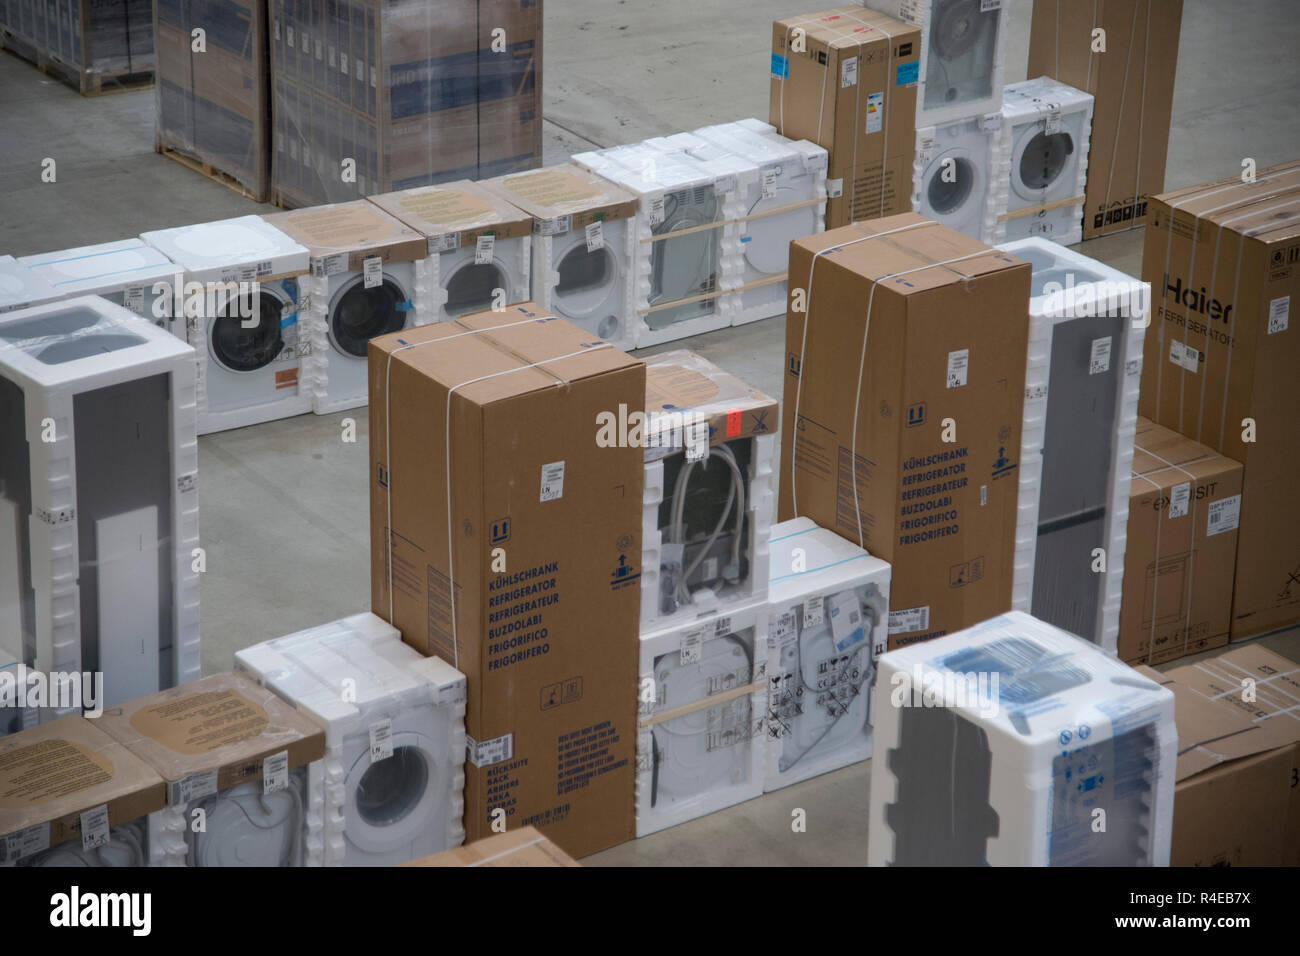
998 77 1095 245
914 112 1001 242
20 820 150 867
368 180 532 324
0 255 59 313
141 215 312 434
19 239 179 332
235 613 467 867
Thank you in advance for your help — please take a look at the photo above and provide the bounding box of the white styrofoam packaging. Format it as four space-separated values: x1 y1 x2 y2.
994 76 1095 246
234 612 467 867
636 600 768 836
1000 237 1147 655
0 296 200 722
640 350 776 631
0 255 60 313
19 239 181 332
868 610 1177 866
765 518 890 791
572 143 738 348
685 122 828 325
914 112 1003 244
863 0 1009 127
140 215 313 434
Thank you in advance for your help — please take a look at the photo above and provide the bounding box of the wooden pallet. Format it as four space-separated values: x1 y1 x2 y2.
1 29 153 97
157 145 268 202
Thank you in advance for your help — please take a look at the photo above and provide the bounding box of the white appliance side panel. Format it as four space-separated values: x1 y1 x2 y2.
96 506 161 707
0 497 23 658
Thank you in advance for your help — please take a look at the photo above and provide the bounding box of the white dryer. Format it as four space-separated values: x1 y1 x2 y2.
235 613 467 867
141 215 312 434
914 112 1001 243
19 238 180 332
0 255 59 313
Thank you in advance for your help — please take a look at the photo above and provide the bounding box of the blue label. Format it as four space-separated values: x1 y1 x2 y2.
771 53 789 78
896 62 918 86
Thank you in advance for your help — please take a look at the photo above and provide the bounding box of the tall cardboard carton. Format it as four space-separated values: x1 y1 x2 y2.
770 6 920 229
1139 161 1300 640
368 303 643 857
1027 0 1183 239
780 213 1030 649
1120 418 1243 665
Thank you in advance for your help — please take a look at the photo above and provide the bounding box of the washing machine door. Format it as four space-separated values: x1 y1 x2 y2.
209 287 289 373
443 260 508 317
190 781 303 866
344 731 443 860
1012 126 1074 202
328 274 409 357
743 183 816 276
925 148 981 223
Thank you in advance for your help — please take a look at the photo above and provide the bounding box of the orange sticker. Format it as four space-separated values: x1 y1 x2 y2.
275 368 299 390
726 409 741 437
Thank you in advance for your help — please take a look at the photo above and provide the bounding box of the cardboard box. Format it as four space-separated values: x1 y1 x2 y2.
368 303 643 857
1119 418 1243 665
770 6 920 228
1139 162 1300 640
402 825 579 866
263 199 429 272
780 213 1030 649
1027 0 1183 239
368 178 534 247
480 163 639 236
1139 644 1300 867
0 716 166 864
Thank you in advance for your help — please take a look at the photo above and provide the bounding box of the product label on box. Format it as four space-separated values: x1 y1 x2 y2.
262 751 290 795
312 252 348 278
897 0 923 27
1168 481 1191 519
1268 295 1290 334
1125 356 1143 377
474 234 495 265
1044 109 1062 135
286 26 293 47
340 52 347 74
829 591 866 651
761 167 779 199
301 31 308 53
979 111 1002 132
585 220 604 252
363 256 383 289
946 348 969 388
896 62 919 87
169 770 219 805
981 0 1002 10
328 46 335 67
685 420 709 461
826 178 844 199
679 629 703 665
428 233 460 254
124 284 145 314
1170 340 1200 372
0 824 49 864
866 92 884 134
535 215 571 236
802 594 824 628
648 195 666 226
79 804 110 853
1206 494 1241 536
771 610 796 648
1089 336 1112 375
771 53 789 79
369 719 393 762
840 55 858 89
888 605 930 635
466 733 513 769
917 134 935 164
540 461 565 502
1026 382 1048 401
714 616 732 638
714 173 738 196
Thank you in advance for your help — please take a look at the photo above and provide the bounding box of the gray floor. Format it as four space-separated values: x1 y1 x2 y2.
1 1 1298 866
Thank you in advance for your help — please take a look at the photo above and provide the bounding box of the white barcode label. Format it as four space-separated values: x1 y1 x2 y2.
1026 382 1048 401
829 591 865 650
917 134 935 164
474 234 495 265
466 733 513 768
680 629 702 665
714 174 737 196
170 769 219 805
300 31 308 52
1089 336 1112 374
263 751 290 794
1170 340 1200 372
1044 109 1062 135
648 195 666 226
124 285 145 314
865 92 884 133
1168 481 1191 519
840 54 858 88
685 420 710 461
1206 494 1241 536
312 252 347 277
329 46 336 67
585 220 604 252
826 178 844 198
772 610 796 646
803 594 824 628
80 804 110 852
363 255 383 289
980 0 1002 10
369 719 393 762
714 616 732 637
897 0 923 26
947 348 970 388
428 233 460 254
888 605 930 635
980 484 988 506
1268 295 1290 334
286 26 294 46
979 111 1002 132
535 215 571 236
762 167 779 199
1125 356 1143 376
1 823 49 863
540 461 565 502
340 52 348 74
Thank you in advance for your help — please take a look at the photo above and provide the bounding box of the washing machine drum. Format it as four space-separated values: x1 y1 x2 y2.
744 186 816 275
1018 130 1074 191
927 154 977 215
344 735 443 858
329 276 408 357
210 288 286 373
190 783 301 866
444 261 507 317
932 0 989 61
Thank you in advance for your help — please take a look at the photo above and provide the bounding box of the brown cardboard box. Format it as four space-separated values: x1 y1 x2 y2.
263 200 429 272
0 716 165 863
368 179 534 249
480 164 639 234
770 6 920 228
780 213 1030 649
367 303 643 857
1139 162 1300 640
1119 417 1243 665
478 0 543 179
1139 644 1300 866
1027 0 1183 239
402 824 580 867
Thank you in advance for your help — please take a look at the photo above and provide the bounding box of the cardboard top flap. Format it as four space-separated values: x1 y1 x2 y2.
793 214 1024 293
96 673 326 793
0 716 166 840
139 215 309 282
1131 417 1240 481
400 825 581 867
1154 161 1300 238
367 180 534 244
481 164 639 230
262 201 428 269
642 349 778 458
775 5 913 54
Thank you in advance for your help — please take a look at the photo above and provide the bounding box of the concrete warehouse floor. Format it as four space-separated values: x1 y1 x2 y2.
2 1 1299 866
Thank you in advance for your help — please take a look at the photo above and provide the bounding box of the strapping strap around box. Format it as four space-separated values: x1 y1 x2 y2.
637 679 766 729
468 835 546 866
996 194 1086 223
636 288 723 317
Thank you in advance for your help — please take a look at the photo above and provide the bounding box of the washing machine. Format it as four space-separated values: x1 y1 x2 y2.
998 77 1094 245
19 238 180 332
234 613 467 867
264 202 431 413
141 215 312 434
867 0 1009 126
481 164 640 352
368 180 532 324
19 820 150 867
914 112 1001 242
0 255 59 313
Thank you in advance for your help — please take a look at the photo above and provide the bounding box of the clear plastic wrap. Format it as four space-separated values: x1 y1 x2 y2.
0 0 154 94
